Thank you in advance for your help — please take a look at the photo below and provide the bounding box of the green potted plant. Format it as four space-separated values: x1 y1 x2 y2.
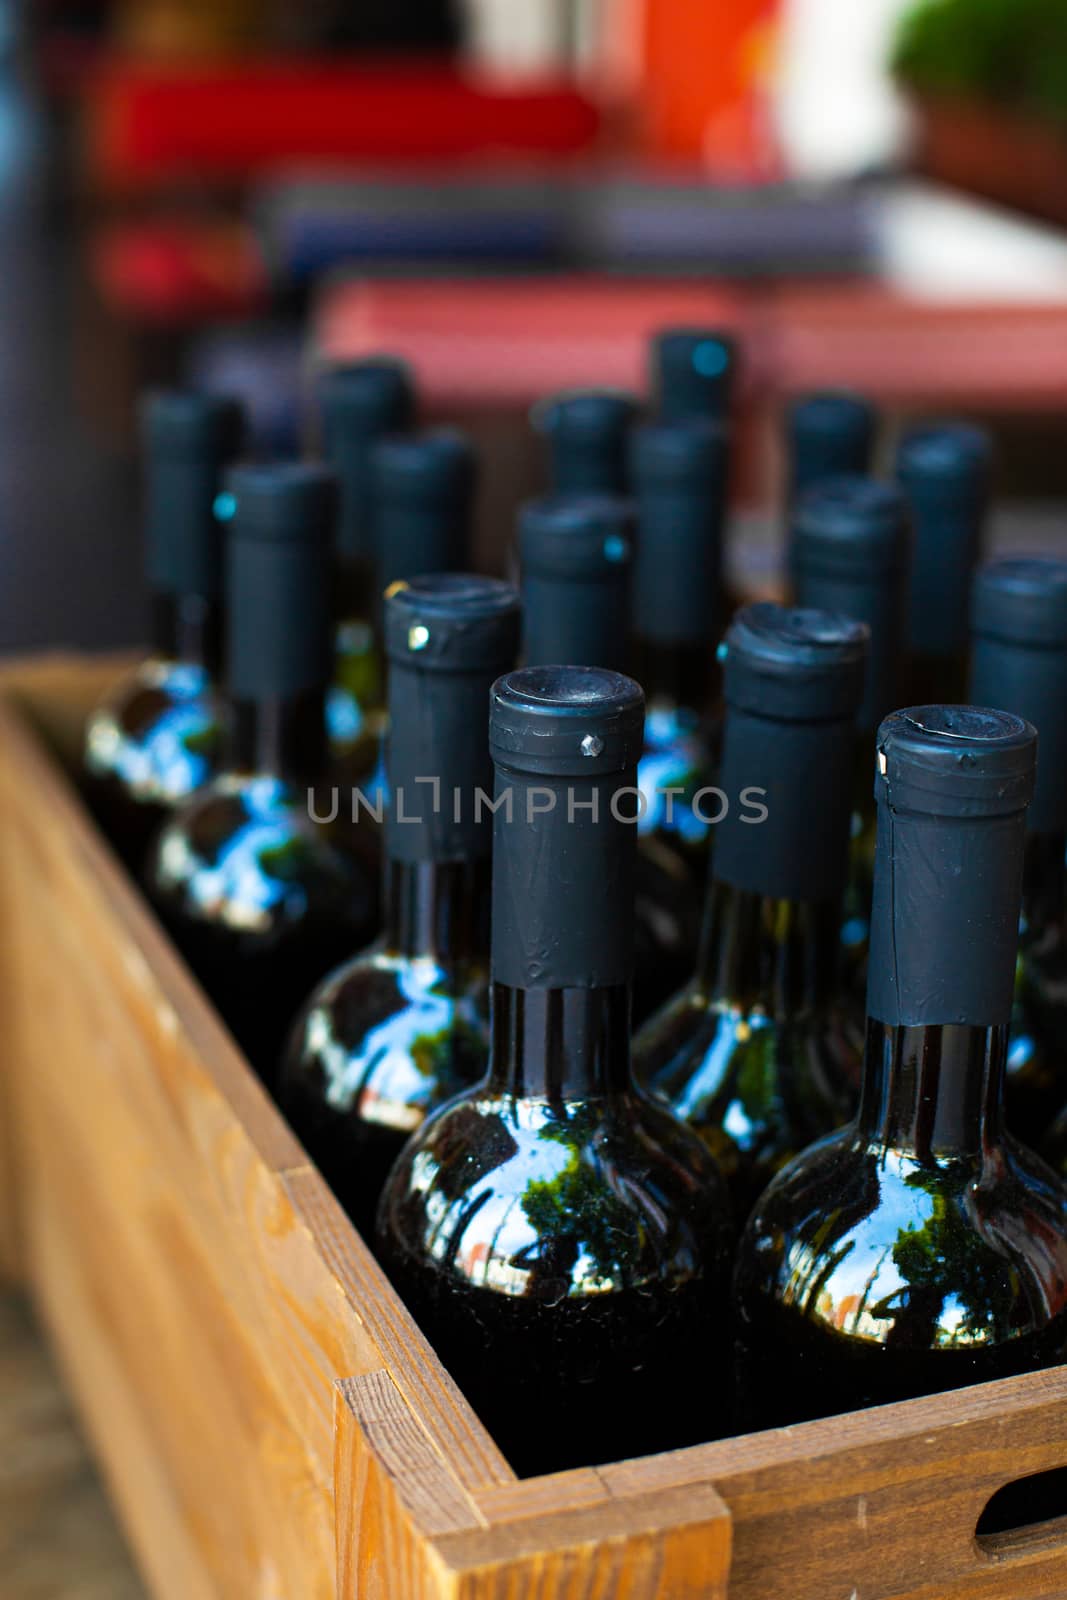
893 0 1067 223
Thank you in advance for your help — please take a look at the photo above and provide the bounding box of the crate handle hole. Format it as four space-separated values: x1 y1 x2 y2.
976 1466 1067 1552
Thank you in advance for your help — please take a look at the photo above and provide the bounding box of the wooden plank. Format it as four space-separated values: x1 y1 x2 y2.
599 1368 1067 1600
0 672 514 1600
334 1380 731 1600
287 1168 513 1497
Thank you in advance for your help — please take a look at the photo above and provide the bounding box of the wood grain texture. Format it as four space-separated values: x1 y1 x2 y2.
335 1377 731 1600
0 669 509 1600
600 1367 1067 1600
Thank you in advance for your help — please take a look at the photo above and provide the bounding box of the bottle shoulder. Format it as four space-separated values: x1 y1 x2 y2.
739 1132 1067 1345
379 1086 732 1301
147 771 374 932
84 656 223 804
282 950 490 1125
637 993 859 1138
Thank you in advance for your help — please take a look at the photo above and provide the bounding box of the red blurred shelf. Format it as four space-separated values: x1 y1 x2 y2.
84 59 602 190
314 277 751 406
91 218 268 323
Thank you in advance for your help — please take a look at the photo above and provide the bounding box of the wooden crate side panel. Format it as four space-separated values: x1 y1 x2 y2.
601 1368 1067 1600
334 1381 731 1600
1 778 338 1597
334 1375 488 1600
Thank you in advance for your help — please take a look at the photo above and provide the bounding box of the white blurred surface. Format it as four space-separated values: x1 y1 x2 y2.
774 0 915 178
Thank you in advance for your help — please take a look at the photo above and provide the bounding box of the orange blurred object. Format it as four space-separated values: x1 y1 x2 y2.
637 0 782 174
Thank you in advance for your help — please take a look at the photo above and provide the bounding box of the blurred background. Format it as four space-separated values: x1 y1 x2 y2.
4 0 1067 654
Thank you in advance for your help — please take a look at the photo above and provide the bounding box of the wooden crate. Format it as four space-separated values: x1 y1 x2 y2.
1 654 1066 1600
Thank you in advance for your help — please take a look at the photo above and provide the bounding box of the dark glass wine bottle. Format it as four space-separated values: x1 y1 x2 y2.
518 491 690 1024
652 327 736 424
534 389 637 496
970 558 1067 1148
85 390 243 871
377 665 734 1477
792 477 911 992
518 495 633 674
897 422 992 706
635 602 867 1222
318 359 414 772
629 419 731 985
735 706 1067 1432
785 390 876 505
279 574 520 1235
371 428 474 594
146 464 379 1075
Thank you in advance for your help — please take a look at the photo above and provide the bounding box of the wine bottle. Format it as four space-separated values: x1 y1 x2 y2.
319 359 415 770
85 390 243 871
372 429 474 594
518 494 632 673
146 465 378 1075
735 706 1067 1431
898 422 992 706
518 489 691 1024
377 665 734 1476
635 602 867 1221
791 477 911 989
970 558 1067 1148
786 390 876 505
534 389 637 496
279 573 520 1234
629 419 730 999
652 327 736 423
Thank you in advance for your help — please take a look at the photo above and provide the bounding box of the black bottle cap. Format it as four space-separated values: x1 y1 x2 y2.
792 476 910 575
722 602 869 722
490 665 645 778
875 706 1036 820
372 428 474 507
970 557 1067 834
319 358 415 438
518 495 634 579
385 575 520 864
630 418 727 646
868 704 1035 1027
384 573 521 673
716 604 867 903
653 327 736 422
897 422 991 498
971 556 1067 648
787 390 876 494
141 389 244 597
142 389 244 460
533 389 637 496
223 462 337 543
225 463 336 701
630 416 726 489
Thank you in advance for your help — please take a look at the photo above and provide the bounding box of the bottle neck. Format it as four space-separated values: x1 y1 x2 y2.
487 983 632 1100
151 591 222 673
856 1018 1005 1159
383 857 490 965
632 636 713 714
231 689 328 783
697 881 840 1017
1021 830 1066 939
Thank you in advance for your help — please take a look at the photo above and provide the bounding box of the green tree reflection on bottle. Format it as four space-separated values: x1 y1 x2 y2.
970 557 1067 1149
279 574 520 1236
636 603 867 1223
377 666 734 1477
735 707 1067 1433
